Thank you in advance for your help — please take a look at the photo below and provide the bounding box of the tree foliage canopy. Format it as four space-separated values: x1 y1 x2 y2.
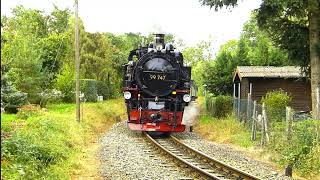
189 14 291 95
200 0 320 119
1 5 170 106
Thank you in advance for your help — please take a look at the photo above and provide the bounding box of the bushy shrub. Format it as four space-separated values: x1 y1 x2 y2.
96 81 112 100
80 79 113 102
268 120 320 176
205 94 233 118
38 89 64 108
54 65 75 103
261 90 292 122
80 79 97 102
1 116 81 179
1 81 28 114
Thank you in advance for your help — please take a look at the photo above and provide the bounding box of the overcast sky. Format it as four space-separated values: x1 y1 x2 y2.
2 0 261 51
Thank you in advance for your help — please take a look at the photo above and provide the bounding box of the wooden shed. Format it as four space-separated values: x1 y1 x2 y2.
233 66 311 111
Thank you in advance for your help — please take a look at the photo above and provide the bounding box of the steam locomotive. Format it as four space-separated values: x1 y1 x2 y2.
123 34 195 132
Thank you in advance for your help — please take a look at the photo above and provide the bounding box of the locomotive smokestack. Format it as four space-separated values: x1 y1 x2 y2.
154 33 165 44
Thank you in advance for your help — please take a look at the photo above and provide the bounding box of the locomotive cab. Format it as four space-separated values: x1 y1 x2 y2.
123 34 193 132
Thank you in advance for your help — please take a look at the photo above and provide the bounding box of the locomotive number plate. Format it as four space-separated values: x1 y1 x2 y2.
150 74 166 80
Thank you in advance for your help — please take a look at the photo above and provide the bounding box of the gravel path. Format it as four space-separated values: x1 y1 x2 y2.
99 122 290 180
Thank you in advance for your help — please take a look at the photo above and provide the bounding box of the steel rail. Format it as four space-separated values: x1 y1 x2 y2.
145 133 222 179
144 133 262 180
170 135 261 180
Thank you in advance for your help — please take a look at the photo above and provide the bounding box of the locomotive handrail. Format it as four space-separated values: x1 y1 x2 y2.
142 70 176 73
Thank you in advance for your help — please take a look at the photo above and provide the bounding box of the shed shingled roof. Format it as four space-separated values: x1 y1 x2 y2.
233 66 304 81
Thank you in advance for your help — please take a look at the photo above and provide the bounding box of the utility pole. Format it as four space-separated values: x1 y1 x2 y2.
75 0 80 122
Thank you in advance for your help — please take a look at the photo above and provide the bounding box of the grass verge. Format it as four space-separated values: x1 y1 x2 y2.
1 98 126 179
195 115 255 148
195 97 320 179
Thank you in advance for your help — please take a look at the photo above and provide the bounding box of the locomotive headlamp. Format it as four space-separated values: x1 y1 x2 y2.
156 44 163 51
123 91 131 100
183 94 191 102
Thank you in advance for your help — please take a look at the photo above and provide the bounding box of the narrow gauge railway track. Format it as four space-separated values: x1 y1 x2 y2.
144 133 262 180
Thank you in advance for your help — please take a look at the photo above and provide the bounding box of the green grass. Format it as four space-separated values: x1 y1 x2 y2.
197 96 320 179
1 114 17 122
196 114 255 148
46 103 77 114
1 99 126 179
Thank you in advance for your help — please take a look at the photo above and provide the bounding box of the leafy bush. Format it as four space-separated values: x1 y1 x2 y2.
205 94 233 118
261 90 291 122
1 81 28 114
54 65 75 103
96 81 112 100
268 120 320 176
38 89 64 108
55 70 114 103
1 117 78 179
80 79 97 102
80 79 113 102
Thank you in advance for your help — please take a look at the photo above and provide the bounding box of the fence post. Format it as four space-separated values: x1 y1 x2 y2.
246 93 252 124
285 106 293 177
251 100 257 141
261 103 269 145
233 83 236 112
259 114 264 145
237 83 241 120
316 87 320 120
286 106 293 141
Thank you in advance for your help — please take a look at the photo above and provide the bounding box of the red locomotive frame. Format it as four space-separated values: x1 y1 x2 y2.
124 87 188 132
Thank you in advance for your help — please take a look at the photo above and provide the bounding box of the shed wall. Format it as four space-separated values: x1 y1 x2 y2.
241 78 311 111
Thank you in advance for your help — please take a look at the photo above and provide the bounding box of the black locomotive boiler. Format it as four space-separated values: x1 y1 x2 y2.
123 34 194 132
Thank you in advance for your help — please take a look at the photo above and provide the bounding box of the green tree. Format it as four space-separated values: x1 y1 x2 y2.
200 0 320 119
183 41 213 66
206 40 239 95
1 6 72 104
240 13 289 66
1 6 47 103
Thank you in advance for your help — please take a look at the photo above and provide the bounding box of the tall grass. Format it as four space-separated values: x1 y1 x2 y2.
197 95 320 179
195 115 254 148
1 99 125 179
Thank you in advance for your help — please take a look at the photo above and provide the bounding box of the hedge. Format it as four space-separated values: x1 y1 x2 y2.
205 95 233 118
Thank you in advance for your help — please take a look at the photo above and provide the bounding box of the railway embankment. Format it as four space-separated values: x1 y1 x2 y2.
1 99 125 179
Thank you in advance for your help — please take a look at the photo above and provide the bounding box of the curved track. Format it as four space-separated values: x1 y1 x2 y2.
145 133 262 180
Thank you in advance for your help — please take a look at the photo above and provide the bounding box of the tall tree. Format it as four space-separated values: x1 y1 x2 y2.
201 0 320 119
240 13 289 66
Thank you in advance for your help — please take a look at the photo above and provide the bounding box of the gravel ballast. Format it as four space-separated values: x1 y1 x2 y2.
174 132 288 180
99 122 195 179
99 122 289 179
